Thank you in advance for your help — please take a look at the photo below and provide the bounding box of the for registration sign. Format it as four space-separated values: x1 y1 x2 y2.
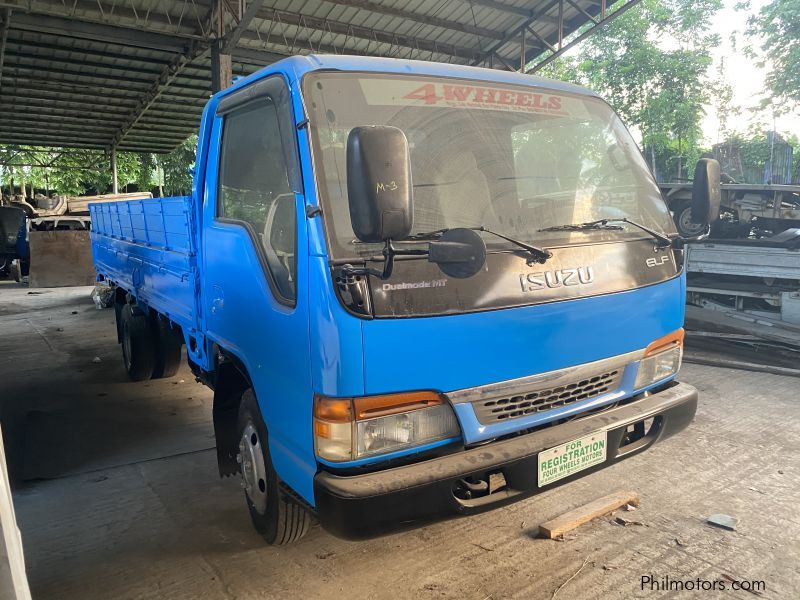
537 432 607 487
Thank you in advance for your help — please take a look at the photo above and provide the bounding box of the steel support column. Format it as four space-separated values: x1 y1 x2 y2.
210 0 232 93
211 40 232 93
111 146 118 194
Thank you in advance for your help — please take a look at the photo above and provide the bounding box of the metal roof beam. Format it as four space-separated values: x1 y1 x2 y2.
469 0 537 17
527 0 643 72
565 0 600 23
3 49 215 83
229 46 287 65
0 105 198 131
240 17 480 61
0 0 209 41
112 5 216 148
8 11 273 66
0 122 117 138
316 0 506 40
222 0 267 54
0 136 180 153
6 11 190 53
0 74 208 101
471 0 561 67
2 62 211 92
0 85 206 114
0 134 107 149
4 36 175 67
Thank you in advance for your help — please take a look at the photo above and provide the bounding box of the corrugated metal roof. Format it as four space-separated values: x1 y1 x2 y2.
0 0 640 153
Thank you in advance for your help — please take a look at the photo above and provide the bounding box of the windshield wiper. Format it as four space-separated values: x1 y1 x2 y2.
538 218 673 248
406 226 552 263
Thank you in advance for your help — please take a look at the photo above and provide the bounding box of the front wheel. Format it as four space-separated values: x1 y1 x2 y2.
237 390 312 544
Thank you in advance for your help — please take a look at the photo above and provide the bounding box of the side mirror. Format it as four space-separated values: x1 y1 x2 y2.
347 126 413 243
691 158 721 228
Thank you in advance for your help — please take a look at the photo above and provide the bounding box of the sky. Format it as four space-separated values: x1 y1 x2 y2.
699 0 799 144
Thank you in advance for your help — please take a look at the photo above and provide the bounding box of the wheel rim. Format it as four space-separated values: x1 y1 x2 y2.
239 421 268 514
678 206 705 236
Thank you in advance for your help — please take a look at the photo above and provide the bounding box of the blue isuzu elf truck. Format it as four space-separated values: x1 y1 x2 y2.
90 55 720 543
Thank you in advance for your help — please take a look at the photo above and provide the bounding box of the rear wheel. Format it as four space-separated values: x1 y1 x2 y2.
237 390 312 544
151 316 183 379
120 304 156 381
672 199 706 238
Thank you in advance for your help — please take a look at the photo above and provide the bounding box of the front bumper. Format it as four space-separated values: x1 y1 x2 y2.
314 381 697 539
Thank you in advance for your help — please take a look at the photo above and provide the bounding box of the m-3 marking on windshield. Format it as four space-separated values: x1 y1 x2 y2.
520 267 594 292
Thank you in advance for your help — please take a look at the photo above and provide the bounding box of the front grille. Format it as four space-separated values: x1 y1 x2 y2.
472 368 623 424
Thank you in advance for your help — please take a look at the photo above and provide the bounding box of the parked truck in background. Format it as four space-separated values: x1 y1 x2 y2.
661 180 800 238
90 55 719 543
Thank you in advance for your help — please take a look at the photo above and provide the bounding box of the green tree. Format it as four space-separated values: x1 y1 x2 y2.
156 136 197 196
0 142 198 197
748 0 800 108
538 0 722 181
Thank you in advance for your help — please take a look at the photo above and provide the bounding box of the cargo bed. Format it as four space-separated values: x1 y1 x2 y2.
90 197 198 327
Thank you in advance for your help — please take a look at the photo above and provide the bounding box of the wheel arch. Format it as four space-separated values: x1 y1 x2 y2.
211 346 253 477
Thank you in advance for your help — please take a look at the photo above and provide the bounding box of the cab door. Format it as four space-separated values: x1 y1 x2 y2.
201 75 315 503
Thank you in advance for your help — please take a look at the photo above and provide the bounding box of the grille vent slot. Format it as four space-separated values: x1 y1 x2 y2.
473 369 623 424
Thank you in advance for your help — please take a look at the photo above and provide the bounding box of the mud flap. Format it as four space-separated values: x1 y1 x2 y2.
213 362 249 477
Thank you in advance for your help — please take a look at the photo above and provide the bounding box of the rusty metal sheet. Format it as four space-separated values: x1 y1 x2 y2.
27 230 95 288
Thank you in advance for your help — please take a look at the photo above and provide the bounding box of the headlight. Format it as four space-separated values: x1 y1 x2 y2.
314 391 460 462
634 329 684 389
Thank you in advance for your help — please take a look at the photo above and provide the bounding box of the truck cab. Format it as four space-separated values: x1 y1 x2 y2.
91 55 717 542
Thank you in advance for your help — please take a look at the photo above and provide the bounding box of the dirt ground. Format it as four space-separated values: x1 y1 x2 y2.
1 282 797 599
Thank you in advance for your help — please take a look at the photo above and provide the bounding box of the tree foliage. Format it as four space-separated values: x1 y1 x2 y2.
748 0 800 108
156 136 197 197
0 139 196 198
538 0 722 181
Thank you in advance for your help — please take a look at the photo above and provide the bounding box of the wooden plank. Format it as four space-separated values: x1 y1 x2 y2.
538 490 639 539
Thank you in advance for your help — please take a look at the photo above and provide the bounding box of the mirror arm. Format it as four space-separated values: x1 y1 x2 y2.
673 223 712 248
341 240 429 281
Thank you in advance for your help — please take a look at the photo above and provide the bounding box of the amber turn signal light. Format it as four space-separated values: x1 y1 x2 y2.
644 328 684 357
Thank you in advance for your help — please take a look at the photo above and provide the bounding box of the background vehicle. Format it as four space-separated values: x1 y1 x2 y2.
0 206 28 281
90 55 718 543
661 180 800 238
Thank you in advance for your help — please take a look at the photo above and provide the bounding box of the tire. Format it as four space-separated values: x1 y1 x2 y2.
672 199 706 238
237 390 312 544
120 303 156 381
151 316 183 379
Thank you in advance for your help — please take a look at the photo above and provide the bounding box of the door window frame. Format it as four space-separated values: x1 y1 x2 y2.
214 75 303 307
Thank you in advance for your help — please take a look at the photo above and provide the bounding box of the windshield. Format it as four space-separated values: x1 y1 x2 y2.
304 72 676 258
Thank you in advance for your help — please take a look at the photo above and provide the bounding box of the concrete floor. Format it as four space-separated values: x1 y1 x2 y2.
1 282 798 599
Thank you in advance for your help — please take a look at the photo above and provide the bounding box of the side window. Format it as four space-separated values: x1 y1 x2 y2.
218 99 297 302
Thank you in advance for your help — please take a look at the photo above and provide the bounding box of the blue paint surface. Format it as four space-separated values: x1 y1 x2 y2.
90 55 685 508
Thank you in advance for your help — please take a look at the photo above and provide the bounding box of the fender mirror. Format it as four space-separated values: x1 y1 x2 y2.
347 126 413 243
691 158 721 229
428 228 487 279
